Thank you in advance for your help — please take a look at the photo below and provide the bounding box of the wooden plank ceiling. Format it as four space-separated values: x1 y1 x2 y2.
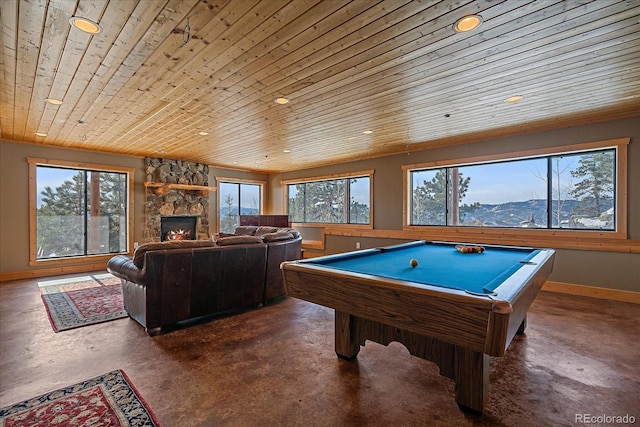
1 0 639 172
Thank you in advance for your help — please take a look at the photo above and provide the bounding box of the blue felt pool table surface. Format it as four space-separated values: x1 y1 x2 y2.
307 241 540 295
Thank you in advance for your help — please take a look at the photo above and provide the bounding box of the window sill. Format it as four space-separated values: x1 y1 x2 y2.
322 226 639 253
29 252 129 267
291 222 373 230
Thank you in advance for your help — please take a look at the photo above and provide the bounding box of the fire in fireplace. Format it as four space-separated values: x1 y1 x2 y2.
160 216 198 241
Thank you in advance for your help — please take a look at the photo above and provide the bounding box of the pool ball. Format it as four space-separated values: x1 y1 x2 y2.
410 258 418 268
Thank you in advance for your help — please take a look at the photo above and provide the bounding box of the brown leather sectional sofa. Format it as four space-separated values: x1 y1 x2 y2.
107 226 301 335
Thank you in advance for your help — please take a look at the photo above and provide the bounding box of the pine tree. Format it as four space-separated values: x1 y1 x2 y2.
37 171 85 257
287 178 370 224
98 172 127 252
306 180 345 223
288 184 305 222
412 169 477 225
220 193 236 233
569 152 614 217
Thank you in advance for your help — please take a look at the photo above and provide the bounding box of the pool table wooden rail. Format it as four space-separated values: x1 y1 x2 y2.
283 263 497 353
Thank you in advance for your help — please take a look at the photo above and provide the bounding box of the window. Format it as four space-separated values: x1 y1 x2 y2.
405 139 626 235
28 158 134 264
217 178 264 233
411 158 549 228
284 171 373 225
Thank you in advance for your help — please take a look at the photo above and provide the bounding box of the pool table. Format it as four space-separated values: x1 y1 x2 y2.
281 240 555 413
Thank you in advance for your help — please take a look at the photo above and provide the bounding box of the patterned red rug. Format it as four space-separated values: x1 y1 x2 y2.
0 369 161 426
39 273 127 332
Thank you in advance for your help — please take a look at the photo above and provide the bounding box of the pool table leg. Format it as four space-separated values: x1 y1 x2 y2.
335 311 360 360
517 315 527 335
332 310 491 413
454 347 489 414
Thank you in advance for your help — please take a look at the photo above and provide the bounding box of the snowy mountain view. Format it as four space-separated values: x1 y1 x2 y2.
459 199 615 229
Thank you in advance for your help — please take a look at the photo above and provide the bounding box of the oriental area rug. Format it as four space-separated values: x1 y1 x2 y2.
39 273 127 332
0 370 161 426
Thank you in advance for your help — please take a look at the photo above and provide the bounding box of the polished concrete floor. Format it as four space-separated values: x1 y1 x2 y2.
1 272 639 426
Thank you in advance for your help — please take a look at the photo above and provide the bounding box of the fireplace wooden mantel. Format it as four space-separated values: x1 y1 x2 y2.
144 181 217 195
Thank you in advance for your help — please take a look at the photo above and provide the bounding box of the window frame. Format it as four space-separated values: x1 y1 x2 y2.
216 176 266 233
282 170 374 229
28 158 135 267
402 138 629 241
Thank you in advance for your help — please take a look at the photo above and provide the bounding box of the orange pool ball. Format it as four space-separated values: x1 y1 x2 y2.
410 258 418 268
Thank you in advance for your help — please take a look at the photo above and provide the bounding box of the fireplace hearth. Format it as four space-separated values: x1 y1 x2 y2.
161 216 198 241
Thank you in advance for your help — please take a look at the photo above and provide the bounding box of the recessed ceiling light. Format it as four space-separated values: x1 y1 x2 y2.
274 97 290 105
283 149 291 153
362 130 373 134
35 132 48 137
198 131 209 136
453 15 482 33
45 98 63 105
505 95 524 103
69 16 102 34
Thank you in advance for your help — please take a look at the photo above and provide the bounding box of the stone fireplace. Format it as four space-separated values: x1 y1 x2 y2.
144 157 211 243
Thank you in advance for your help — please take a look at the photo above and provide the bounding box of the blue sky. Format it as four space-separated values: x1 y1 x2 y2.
219 181 261 210
413 155 582 205
460 159 548 204
36 167 78 208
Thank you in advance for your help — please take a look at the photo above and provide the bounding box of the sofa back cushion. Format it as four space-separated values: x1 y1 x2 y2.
234 226 300 239
261 231 293 242
234 226 258 236
216 235 263 246
132 240 214 268
277 228 301 238
254 226 280 236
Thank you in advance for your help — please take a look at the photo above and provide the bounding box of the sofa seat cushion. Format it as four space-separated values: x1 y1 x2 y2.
132 240 215 268
217 235 263 246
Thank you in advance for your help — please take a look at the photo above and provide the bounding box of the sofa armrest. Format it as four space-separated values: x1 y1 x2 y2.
264 235 302 302
107 255 145 285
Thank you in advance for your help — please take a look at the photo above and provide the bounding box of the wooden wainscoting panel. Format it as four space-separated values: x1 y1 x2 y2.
542 281 640 304
0 262 112 282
